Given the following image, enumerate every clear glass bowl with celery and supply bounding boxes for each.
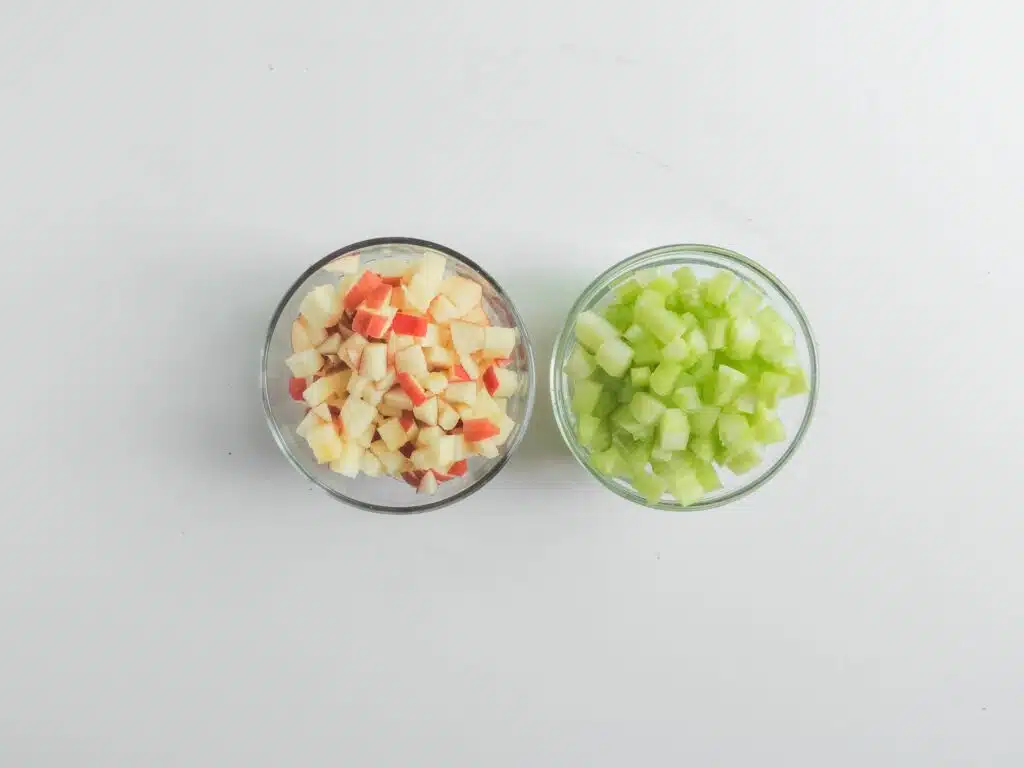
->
[550,244,818,510]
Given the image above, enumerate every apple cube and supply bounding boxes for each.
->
[296,410,325,439]
[423,372,448,394]
[417,471,439,495]
[461,305,490,326]
[459,355,480,380]
[425,346,455,369]
[450,321,485,360]
[471,389,502,421]
[463,418,501,442]
[377,418,409,452]
[482,365,500,396]
[440,276,483,315]
[391,312,428,337]
[409,449,431,471]
[329,440,364,477]
[367,257,409,281]
[448,364,472,382]
[377,402,402,419]
[361,284,392,310]
[339,334,368,369]
[492,368,518,397]
[378,450,407,475]
[395,345,429,378]
[396,372,427,406]
[419,252,447,284]
[421,324,442,348]
[374,369,397,392]
[342,270,385,311]
[359,343,388,381]
[428,294,459,324]
[413,396,439,427]
[303,373,345,406]
[383,387,415,410]
[404,274,436,313]
[473,438,499,458]
[285,348,324,378]
[291,319,314,352]
[390,285,409,310]
[482,327,516,358]
[493,414,517,446]
[417,425,443,447]
[316,334,342,354]
[444,381,477,406]
[311,403,332,421]
[306,423,344,463]
[362,386,384,406]
[353,422,376,448]
[346,373,372,399]
[353,307,395,339]
[360,452,384,477]
[438,402,460,431]
[447,459,468,476]
[340,397,376,437]
[300,284,343,329]
[324,253,360,274]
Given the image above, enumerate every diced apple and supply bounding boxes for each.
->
[459,355,480,380]
[285,348,324,378]
[359,343,388,381]
[419,252,447,284]
[409,449,431,471]
[360,452,384,477]
[296,410,325,439]
[417,471,439,495]
[493,368,518,397]
[421,323,442,348]
[377,417,409,452]
[425,346,455,369]
[361,284,392,310]
[463,418,501,442]
[448,459,468,476]
[378,451,407,475]
[291,319,313,352]
[482,327,516,358]
[428,294,459,324]
[395,346,429,378]
[396,372,427,406]
[352,307,395,339]
[399,412,416,433]
[329,441,364,477]
[444,381,477,406]
[448,364,472,382]
[369,439,390,458]
[438,401,460,431]
[374,369,396,392]
[473,438,499,458]
[417,425,443,447]
[413,396,439,427]
[367,257,409,281]
[340,397,376,437]
[391,312,428,337]
[404,274,436,313]
[461,304,490,326]
[300,284,343,329]
[454,402,475,421]
[342,270,385,311]
[390,284,409,310]
[451,434,470,461]
[471,389,502,421]
[303,373,346,406]
[377,402,402,419]
[353,423,376,448]
[346,373,372,399]
[306,423,344,463]
[450,321,485,360]
[440,276,483,315]
[324,253,360,274]
[493,397,508,414]
[493,414,517,446]
[482,365,500,396]
[362,386,384,406]
[383,387,415,410]
[403,469,426,486]
[423,372,448,394]
[311,403,332,421]
[316,334,342,354]
[339,334,368,369]
[289,377,308,401]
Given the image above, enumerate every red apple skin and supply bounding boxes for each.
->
[399,412,416,432]
[343,271,384,310]
[448,459,468,476]
[392,312,428,337]
[482,365,500,396]
[363,284,392,310]
[402,470,424,486]
[463,418,500,442]
[381,275,404,287]
[397,372,428,406]
[449,365,472,382]
[289,377,307,401]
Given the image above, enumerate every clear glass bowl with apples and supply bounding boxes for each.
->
[550,244,818,511]
[262,237,536,513]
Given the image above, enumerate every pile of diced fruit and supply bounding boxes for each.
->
[285,250,520,495]
[566,266,808,506]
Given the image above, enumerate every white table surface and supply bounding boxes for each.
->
[2,2,1022,765]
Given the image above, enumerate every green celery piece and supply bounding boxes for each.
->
[752,405,785,444]
[705,317,729,350]
[726,386,758,415]
[711,365,749,406]
[565,347,596,380]
[689,352,717,382]
[657,408,690,451]
[669,473,705,506]
[614,278,644,305]
[725,282,763,317]
[575,310,620,352]
[593,390,618,419]
[602,303,634,332]
[632,470,668,503]
[617,382,636,404]
[596,338,634,377]
[577,414,600,446]
[756,305,795,346]
[593,369,623,393]
[783,366,809,396]
[664,293,684,313]
[592,446,626,476]
[686,327,709,359]
[647,274,677,296]
[650,361,683,397]
[677,286,704,311]
[590,423,612,452]
[689,434,714,462]
[703,271,735,306]
[629,391,667,426]
[673,266,699,292]
[624,439,654,473]
[672,385,701,411]
[630,366,652,388]
[717,412,753,448]
[727,315,761,360]
[726,447,762,475]
[623,323,650,345]
[758,371,789,408]
[693,459,722,491]
[679,312,699,331]
[634,289,665,316]
[650,446,674,463]
[661,336,690,362]
[643,307,687,344]
[756,339,794,366]
[632,339,663,367]
[611,406,644,437]
[691,405,720,437]
[572,379,603,415]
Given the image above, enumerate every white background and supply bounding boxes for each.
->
[2,1,1022,765]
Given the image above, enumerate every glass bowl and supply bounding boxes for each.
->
[262,237,536,513]
[550,244,818,511]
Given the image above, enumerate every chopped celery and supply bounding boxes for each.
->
[686,327,709,359]
[679,312,699,331]
[657,408,690,451]
[650,361,683,397]
[711,365,748,406]
[725,282,762,317]
[611,406,645,437]
[647,274,677,296]
[727,315,761,360]
[630,366,652,388]
[691,405,720,437]
[650,445,674,463]
[705,317,729,350]
[632,339,663,367]
[617,382,636,404]
[694,459,722,491]
[614,278,644,305]
[752,406,785,444]
[756,305,795,346]
[727,387,758,415]
[592,446,626,476]
[726,447,762,475]
[633,470,668,503]
[689,352,717,382]
[590,424,612,452]
[757,371,789,408]
[577,414,600,445]
[704,271,735,306]
[672,266,699,292]
[689,434,714,462]
[572,380,603,415]
[634,289,665,317]
[593,390,618,419]
[629,391,667,426]
[783,366,809,396]
[623,440,653,472]
[661,337,690,362]
[672,385,701,411]
[643,307,687,344]
[623,323,650,345]
[575,310,620,352]
[596,338,634,377]
[565,347,596,380]
[756,339,793,366]
[669,473,705,506]
[717,412,753,448]
[603,304,633,331]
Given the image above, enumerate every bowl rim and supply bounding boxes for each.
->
[549,243,819,511]
[262,236,537,514]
